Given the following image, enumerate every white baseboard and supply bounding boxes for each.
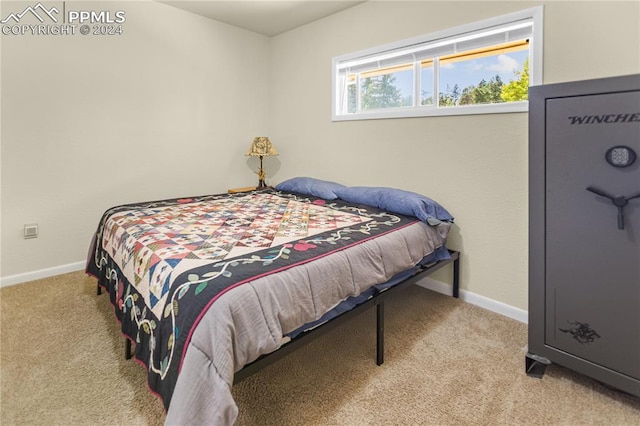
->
[0,261,86,288]
[416,277,528,324]
[0,262,529,324]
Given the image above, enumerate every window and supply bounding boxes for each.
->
[332,7,543,121]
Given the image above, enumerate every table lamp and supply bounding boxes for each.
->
[246,136,278,188]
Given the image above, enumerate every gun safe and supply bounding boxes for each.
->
[527,74,640,398]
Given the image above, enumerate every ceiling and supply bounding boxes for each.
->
[158,1,365,37]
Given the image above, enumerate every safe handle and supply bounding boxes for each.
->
[586,186,614,200]
[586,186,640,230]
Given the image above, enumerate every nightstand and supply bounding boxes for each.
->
[227,186,257,194]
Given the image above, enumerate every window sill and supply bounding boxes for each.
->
[332,101,528,121]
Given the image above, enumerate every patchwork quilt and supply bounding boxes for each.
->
[86,189,426,411]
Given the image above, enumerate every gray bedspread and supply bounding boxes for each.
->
[165,220,450,425]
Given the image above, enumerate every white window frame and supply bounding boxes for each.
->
[332,6,543,121]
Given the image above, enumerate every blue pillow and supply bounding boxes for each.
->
[333,186,454,223]
[275,177,346,200]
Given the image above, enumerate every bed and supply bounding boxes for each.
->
[86,177,457,425]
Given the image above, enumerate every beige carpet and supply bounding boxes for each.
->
[1,271,638,425]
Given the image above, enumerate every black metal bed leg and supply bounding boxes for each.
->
[97,283,102,296]
[125,339,133,360]
[376,300,384,366]
[453,252,460,298]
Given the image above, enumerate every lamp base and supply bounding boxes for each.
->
[255,155,267,188]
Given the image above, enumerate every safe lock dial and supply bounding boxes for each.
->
[586,186,640,230]
[605,146,636,168]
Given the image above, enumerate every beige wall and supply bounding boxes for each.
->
[0,1,270,277]
[267,1,640,310]
[1,1,639,312]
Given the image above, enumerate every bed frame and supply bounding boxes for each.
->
[233,250,459,383]
[109,250,459,384]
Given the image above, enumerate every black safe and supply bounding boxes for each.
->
[527,74,640,398]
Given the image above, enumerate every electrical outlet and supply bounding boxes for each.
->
[24,224,38,239]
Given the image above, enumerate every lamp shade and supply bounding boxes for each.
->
[246,136,278,157]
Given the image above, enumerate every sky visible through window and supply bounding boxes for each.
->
[392,50,529,102]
